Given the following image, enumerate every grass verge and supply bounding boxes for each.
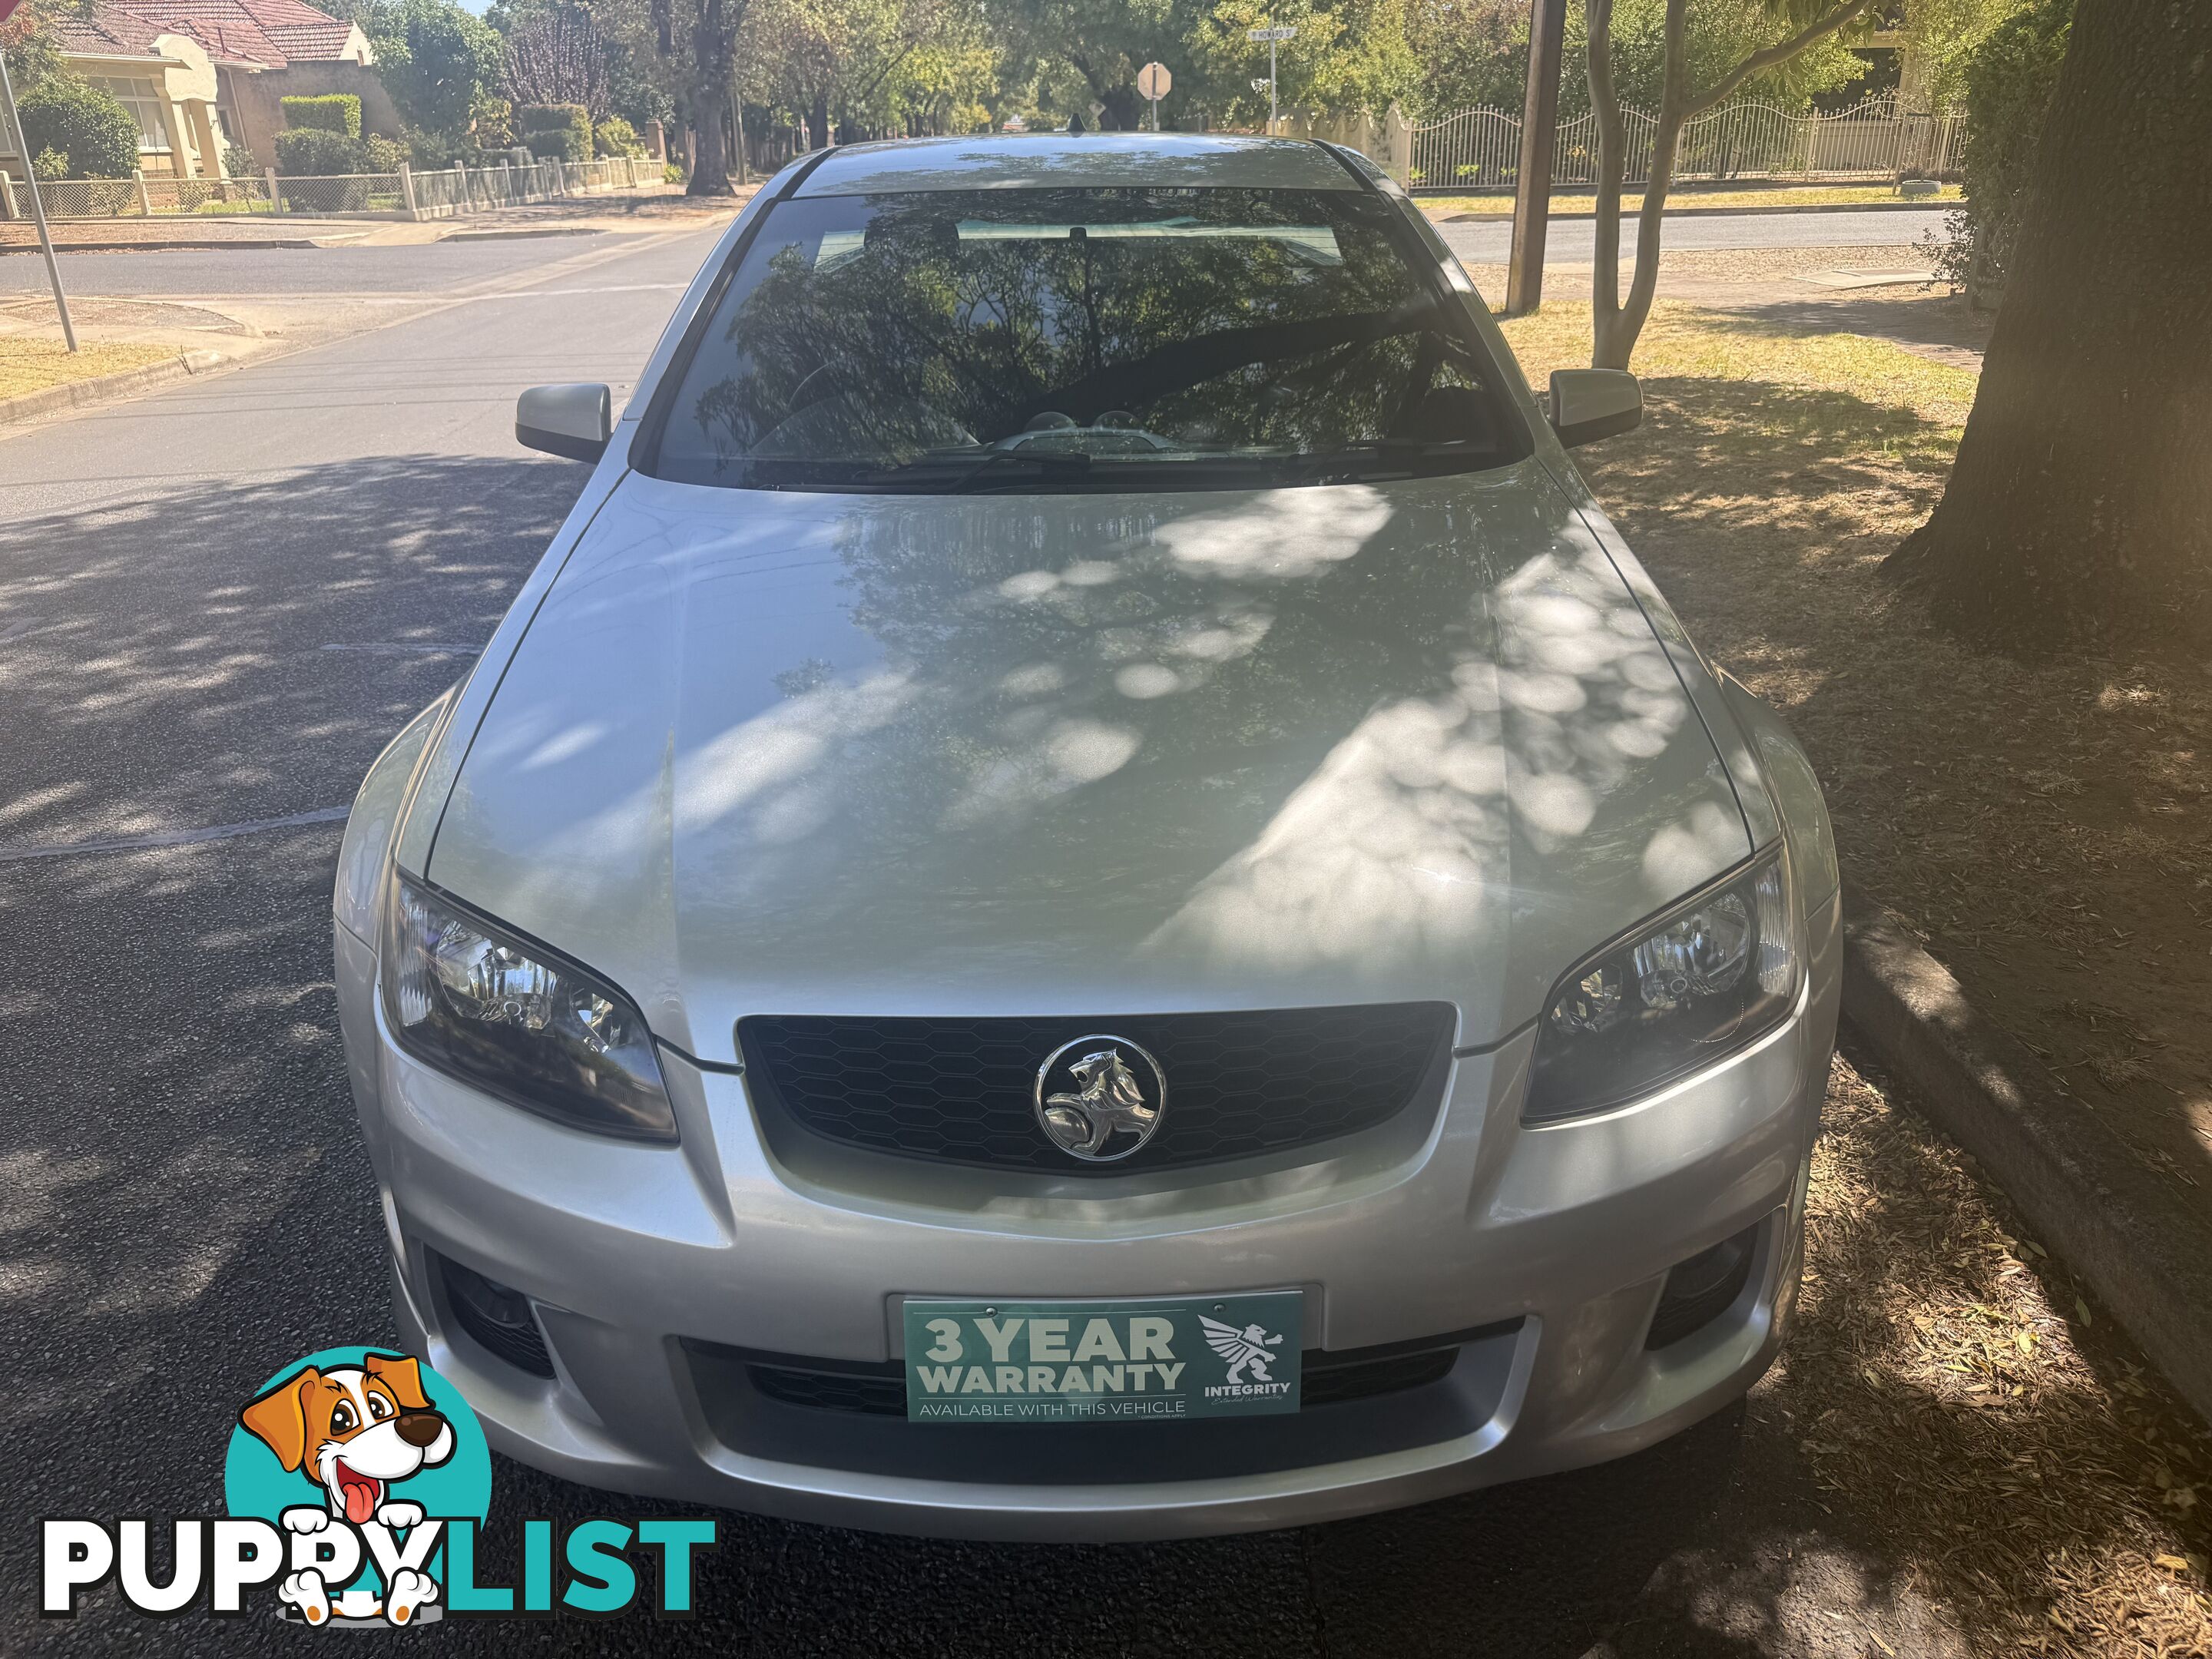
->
[1495,296,2212,1654]
[1422,184,1962,216]
[0,337,176,402]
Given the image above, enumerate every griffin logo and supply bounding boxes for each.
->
[1200,1316,1284,1384]
[1033,1035,1166,1162]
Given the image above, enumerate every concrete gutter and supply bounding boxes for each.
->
[0,235,368,253]
[1841,888,2212,1423]
[0,349,229,426]
[1437,199,1955,222]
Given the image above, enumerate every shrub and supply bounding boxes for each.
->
[516,101,591,161]
[594,114,644,158]
[362,133,408,171]
[1929,0,2073,305]
[32,147,67,181]
[18,77,139,178]
[280,93,362,138]
[662,161,684,185]
[274,126,364,175]
[223,140,260,179]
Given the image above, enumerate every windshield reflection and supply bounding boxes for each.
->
[651,187,1526,492]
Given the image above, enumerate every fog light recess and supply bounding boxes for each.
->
[436,1253,556,1379]
[1644,1221,1760,1350]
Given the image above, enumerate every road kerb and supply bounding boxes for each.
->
[0,348,231,426]
[1841,887,2212,1424]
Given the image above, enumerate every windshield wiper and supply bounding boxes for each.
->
[922,447,1096,492]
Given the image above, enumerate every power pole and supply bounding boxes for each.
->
[1505,0,1567,318]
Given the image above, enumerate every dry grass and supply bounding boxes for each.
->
[1796,1055,2212,1655]
[1495,298,2212,1210]
[1483,296,2212,1650]
[1423,184,1962,216]
[0,337,174,401]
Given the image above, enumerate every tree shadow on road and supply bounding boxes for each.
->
[0,452,583,851]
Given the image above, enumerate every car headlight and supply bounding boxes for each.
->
[381,873,677,1143]
[1525,845,1799,1124]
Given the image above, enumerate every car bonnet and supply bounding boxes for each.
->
[422,459,1751,1065]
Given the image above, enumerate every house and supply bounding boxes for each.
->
[0,0,396,181]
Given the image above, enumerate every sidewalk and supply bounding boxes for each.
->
[0,181,746,254]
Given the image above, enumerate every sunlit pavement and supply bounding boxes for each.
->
[0,222,2015,1657]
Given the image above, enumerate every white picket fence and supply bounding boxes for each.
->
[14,154,657,222]
[1407,94,1965,194]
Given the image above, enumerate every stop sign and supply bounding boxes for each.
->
[1136,61,1172,101]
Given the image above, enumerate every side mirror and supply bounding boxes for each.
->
[517,382,612,462]
[1548,369,1642,448]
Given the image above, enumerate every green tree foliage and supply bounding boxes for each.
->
[281,92,365,137]
[1930,0,2070,300]
[594,112,647,153]
[1402,0,1863,120]
[1187,0,1417,125]
[1,12,70,94]
[343,0,506,134]
[982,0,1202,131]
[18,77,140,178]
[1896,0,2035,111]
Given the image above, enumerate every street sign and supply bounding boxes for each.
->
[1246,25,1296,134]
[1136,60,1171,131]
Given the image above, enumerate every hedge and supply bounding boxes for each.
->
[594,115,646,158]
[18,78,139,180]
[516,102,592,161]
[1934,0,2074,303]
[274,127,364,176]
[281,93,362,139]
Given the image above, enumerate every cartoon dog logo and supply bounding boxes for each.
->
[237,1352,455,1626]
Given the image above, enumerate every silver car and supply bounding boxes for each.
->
[333,134,1840,1541]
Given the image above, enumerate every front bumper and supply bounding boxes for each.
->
[334,894,1841,1541]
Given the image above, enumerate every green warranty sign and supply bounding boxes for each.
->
[902,1293,1306,1422]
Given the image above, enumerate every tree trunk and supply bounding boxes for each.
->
[683,0,738,197]
[1098,87,1140,132]
[1586,0,1874,367]
[1887,0,2212,654]
[686,91,733,195]
[808,91,830,149]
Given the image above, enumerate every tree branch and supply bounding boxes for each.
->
[1687,0,1877,115]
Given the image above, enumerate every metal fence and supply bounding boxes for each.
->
[1407,94,1965,194]
[12,153,656,222]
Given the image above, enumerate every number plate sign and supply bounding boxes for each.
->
[903,1293,1305,1422]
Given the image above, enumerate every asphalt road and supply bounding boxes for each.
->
[0,230,650,296]
[0,222,1959,1657]
[1438,206,1949,264]
[0,207,1950,301]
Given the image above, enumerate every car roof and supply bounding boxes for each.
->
[791,133,1363,197]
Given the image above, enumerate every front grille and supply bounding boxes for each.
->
[738,1003,1454,1174]
[435,1253,555,1379]
[685,1322,1525,1485]
[725,1330,1482,1419]
[750,1363,906,1416]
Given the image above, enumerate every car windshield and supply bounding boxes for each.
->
[644,185,1525,492]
